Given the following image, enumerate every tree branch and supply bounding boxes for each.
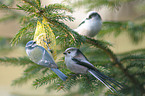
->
[85,37,145,93]
[86,37,145,94]
[13,1,144,93]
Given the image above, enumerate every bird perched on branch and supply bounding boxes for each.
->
[74,11,102,37]
[25,40,67,81]
[63,47,123,92]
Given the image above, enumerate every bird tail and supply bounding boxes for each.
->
[88,69,123,92]
[51,68,68,81]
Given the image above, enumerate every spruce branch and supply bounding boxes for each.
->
[30,3,144,92]
[12,64,47,86]
[41,14,84,47]
[45,3,73,13]
[10,22,34,46]
[117,48,145,56]
[22,0,40,10]
[12,72,36,86]
[1,0,144,95]
[0,57,34,66]
[33,74,59,88]
[99,21,145,44]
[85,37,145,93]
[120,55,145,62]
[0,2,22,10]
[0,2,8,8]
[42,15,75,39]
[0,14,19,22]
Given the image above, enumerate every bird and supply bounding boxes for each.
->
[63,47,123,92]
[25,40,68,81]
[74,11,102,37]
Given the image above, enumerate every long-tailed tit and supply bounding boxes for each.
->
[74,11,102,37]
[63,47,123,92]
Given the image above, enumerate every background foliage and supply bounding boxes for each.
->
[0,0,145,96]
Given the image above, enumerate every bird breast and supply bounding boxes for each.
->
[77,19,102,37]
[28,47,43,63]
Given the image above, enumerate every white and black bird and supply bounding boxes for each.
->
[74,11,102,37]
[63,47,123,92]
[25,40,68,81]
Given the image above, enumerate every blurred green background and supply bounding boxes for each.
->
[0,0,145,96]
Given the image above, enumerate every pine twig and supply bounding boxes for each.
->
[42,14,76,41]
[38,5,142,90]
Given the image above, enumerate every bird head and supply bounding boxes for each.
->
[25,40,37,49]
[86,11,101,20]
[63,47,78,57]
[63,47,88,60]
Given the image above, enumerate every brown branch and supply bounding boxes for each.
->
[42,11,143,91]
[86,38,145,94]
[86,37,145,93]
[121,59,145,63]
[13,1,144,93]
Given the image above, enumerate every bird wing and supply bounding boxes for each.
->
[72,57,98,71]
[72,57,124,91]
[78,17,90,27]
[75,49,89,61]
[36,46,58,68]
[78,20,85,27]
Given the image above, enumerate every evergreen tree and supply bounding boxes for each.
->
[0,0,145,96]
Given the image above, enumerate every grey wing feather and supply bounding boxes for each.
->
[88,70,117,92]
[37,46,58,68]
[93,69,124,89]
[72,57,124,92]
[72,57,98,71]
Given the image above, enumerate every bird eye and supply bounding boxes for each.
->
[33,41,36,44]
[68,51,71,54]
